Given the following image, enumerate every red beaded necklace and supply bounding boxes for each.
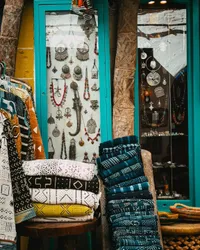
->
[50,79,67,107]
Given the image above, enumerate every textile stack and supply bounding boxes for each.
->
[96,136,163,250]
[0,72,46,249]
[22,159,101,222]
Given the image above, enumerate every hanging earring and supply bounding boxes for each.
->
[83,152,90,163]
[48,114,55,124]
[91,59,98,79]
[61,64,71,79]
[73,66,83,81]
[76,42,89,61]
[55,44,68,61]
[52,124,61,137]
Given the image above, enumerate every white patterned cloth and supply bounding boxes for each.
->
[30,188,101,210]
[31,213,94,222]
[0,118,16,245]
[23,159,95,181]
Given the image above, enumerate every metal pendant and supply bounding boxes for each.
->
[90,100,99,111]
[52,125,61,137]
[64,107,71,118]
[79,138,85,147]
[56,107,63,120]
[83,152,90,163]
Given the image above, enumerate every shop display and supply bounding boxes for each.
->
[138,8,189,200]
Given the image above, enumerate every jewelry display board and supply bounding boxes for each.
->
[46,11,100,163]
[137,8,189,200]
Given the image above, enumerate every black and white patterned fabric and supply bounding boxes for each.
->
[27,175,99,194]
[29,188,101,209]
[23,159,95,181]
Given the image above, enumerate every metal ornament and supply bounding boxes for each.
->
[146,72,161,86]
[56,107,63,120]
[73,66,83,81]
[52,124,61,137]
[86,117,97,134]
[55,44,68,61]
[158,99,161,108]
[69,81,82,136]
[46,47,52,69]
[150,59,157,69]
[48,114,55,124]
[141,62,146,69]
[84,109,88,114]
[48,137,55,159]
[76,42,89,61]
[152,111,159,124]
[79,138,85,146]
[91,83,100,91]
[83,67,90,101]
[84,128,100,144]
[141,51,147,59]
[61,64,71,80]
[66,120,73,128]
[162,78,167,85]
[83,152,90,163]
[91,59,98,79]
[91,153,97,164]
[69,138,76,160]
[60,130,67,159]
[69,56,74,65]
[149,102,154,111]
[154,86,165,98]
[52,66,58,74]
[90,100,99,110]
[64,107,72,118]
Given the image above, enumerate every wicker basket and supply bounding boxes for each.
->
[163,235,200,250]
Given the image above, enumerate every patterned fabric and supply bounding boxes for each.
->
[109,206,155,215]
[115,237,161,247]
[31,214,94,222]
[99,135,138,155]
[3,119,36,223]
[100,156,141,178]
[97,148,141,170]
[107,182,149,194]
[112,228,159,237]
[27,175,99,194]
[30,188,101,209]
[107,199,154,211]
[104,163,144,186]
[4,91,34,160]
[23,159,95,181]
[11,87,45,159]
[107,190,153,202]
[106,176,148,190]
[0,242,16,250]
[116,246,162,250]
[33,203,93,217]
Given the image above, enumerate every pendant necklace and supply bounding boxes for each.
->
[84,127,100,144]
[52,124,61,137]
[48,114,55,124]
[83,67,90,100]
[94,32,99,55]
[60,130,67,159]
[50,79,67,107]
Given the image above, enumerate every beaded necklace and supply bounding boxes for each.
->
[50,79,67,107]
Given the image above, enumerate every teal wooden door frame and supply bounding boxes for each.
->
[134,0,200,210]
[34,0,112,156]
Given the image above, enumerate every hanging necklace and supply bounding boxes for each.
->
[50,79,67,107]
[52,124,61,137]
[142,94,168,128]
[83,67,90,100]
[46,47,52,69]
[172,68,186,125]
[60,130,67,159]
[84,127,100,144]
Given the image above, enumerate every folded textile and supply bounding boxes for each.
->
[31,213,94,222]
[99,135,138,155]
[109,206,154,215]
[23,159,95,181]
[107,199,154,210]
[104,163,144,186]
[107,182,149,194]
[112,228,159,237]
[111,215,158,228]
[107,190,153,201]
[116,246,162,250]
[100,156,141,178]
[115,237,161,247]
[0,242,16,250]
[106,176,148,190]
[97,148,141,170]
[33,203,93,217]
[30,188,101,209]
[109,212,155,223]
[27,175,99,194]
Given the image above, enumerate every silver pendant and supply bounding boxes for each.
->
[56,107,63,120]
[150,59,156,69]
[149,102,154,111]
[162,78,167,85]
[52,125,61,137]
[141,51,147,60]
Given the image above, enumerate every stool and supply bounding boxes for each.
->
[161,222,200,249]
[16,217,101,250]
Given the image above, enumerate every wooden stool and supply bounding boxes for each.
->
[16,217,101,250]
[161,222,200,249]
